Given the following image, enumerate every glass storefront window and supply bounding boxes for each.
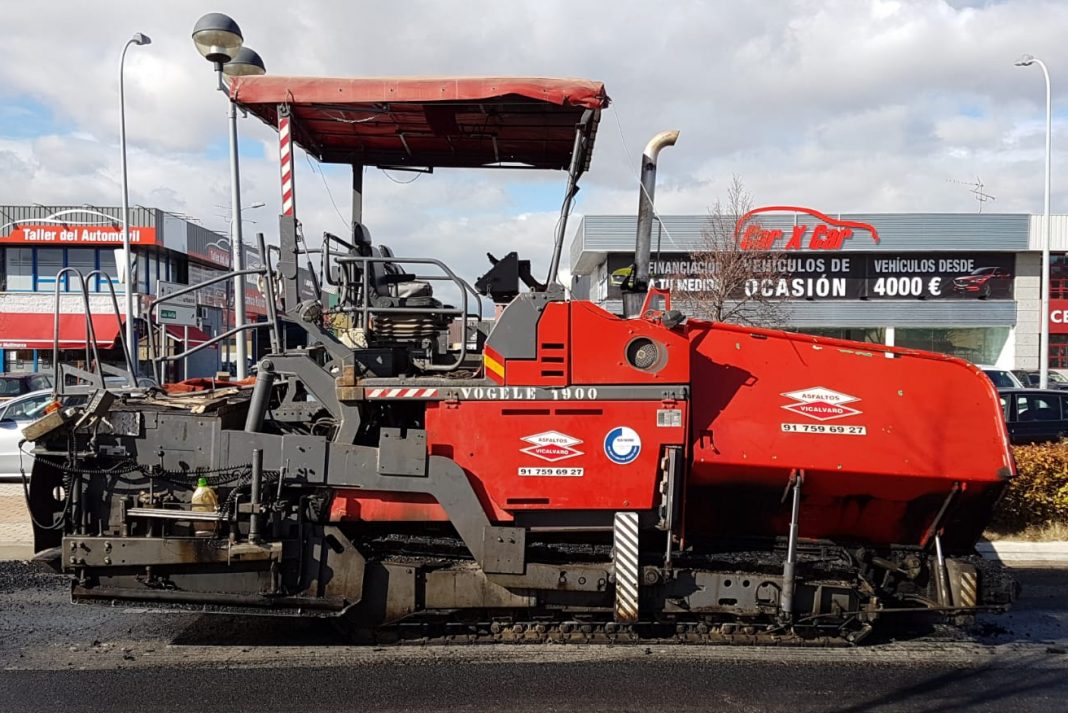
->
[4,350,34,372]
[896,327,1009,365]
[65,249,97,291]
[4,248,33,291]
[1050,335,1068,369]
[1051,255,1068,299]
[35,248,64,290]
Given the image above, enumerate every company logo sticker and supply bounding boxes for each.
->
[520,431,583,462]
[604,426,642,464]
[781,386,861,422]
[735,206,880,251]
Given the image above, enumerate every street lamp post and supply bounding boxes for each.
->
[230,201,266,235]
[192,14,266,379]
[1016,54,1053,389]
[119,32,151,374]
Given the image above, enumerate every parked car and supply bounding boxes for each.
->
[102,375,159,389]
[0,389,83,480]
[997,388,1068,444]
[1012,370,1068,390]
[980,366,1024,389]
[0,373,54,402]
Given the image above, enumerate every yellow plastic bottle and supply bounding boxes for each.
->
[191,477,219,537]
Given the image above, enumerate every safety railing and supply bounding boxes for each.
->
[287,235,484,371]
[332,254,479,372]
[311,232,484,327]
[50,268,137,397]
[145,234,279,384]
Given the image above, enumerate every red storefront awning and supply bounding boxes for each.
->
[0,313,122,350]
[164,325,213,347]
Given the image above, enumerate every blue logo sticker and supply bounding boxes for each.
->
[604,426,642,465]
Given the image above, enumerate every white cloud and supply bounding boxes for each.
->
[0,0,1067,283]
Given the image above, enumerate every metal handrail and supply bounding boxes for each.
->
[152,236,283,368]
[145,266,270,383]
[50,266,104,392]
[419,274,484,338]
[46,266,137,394]
[84,271,138,388]
[153,322,264,365]
[317,233,356,290]
[256,234,282,355]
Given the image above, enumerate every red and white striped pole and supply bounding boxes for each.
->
[278,105,295,217]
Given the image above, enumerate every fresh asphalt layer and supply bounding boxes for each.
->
[0,562,1065,712]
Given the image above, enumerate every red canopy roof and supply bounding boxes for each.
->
[229,76,608,169]
[0,313,121,350]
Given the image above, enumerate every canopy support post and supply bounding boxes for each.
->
[545,109,594,291]
[278,104,296,219]
[352,164,364,226]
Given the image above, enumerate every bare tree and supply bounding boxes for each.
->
[663,176,789,327]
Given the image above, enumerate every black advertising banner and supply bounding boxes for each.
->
[605,252,1015,301]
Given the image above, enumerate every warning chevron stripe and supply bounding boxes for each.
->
[365,387,439,399]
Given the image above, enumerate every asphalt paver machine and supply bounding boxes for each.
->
[26,75,1016,644]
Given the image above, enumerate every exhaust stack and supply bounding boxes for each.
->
[622,130,679,318]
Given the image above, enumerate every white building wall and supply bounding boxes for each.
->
[0,292,125,315]
[1013,252,1041,369]
[1027,214,1068,250]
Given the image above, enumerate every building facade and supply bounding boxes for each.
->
[0,205,271,378]
[570,211,1068,370]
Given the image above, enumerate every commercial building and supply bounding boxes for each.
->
[0,205,271,378]
[569,210,1068,370]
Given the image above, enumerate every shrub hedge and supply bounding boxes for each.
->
[991,442,1068,531]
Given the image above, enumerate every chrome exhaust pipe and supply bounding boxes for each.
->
[622,130,679,317]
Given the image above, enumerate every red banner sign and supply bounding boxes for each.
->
[0,224,158,245]
[1050,299,1068,334]
[735,206,880,251]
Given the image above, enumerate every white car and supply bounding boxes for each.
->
[979,366,1024,389]
[0,389,79,481]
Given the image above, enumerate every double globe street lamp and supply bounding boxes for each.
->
[192,13,266,379]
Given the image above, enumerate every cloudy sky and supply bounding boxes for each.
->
[1,0,1066,284]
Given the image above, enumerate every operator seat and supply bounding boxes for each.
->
[371,245,433,299]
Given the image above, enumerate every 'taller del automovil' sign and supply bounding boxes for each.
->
[735,206,880,251]
[0,224,158,245]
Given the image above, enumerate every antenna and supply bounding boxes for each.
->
[947,176,996,213]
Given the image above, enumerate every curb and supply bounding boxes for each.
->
[976,540,1068,563]
[0,544,33,560]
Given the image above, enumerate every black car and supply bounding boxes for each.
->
[997,388,1068,444]
[0,372,53,402]
[1012,370,1068,390]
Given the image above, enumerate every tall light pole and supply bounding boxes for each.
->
[119,32,151,374]
[192,14,266,379]
[1016,54,1053,389]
